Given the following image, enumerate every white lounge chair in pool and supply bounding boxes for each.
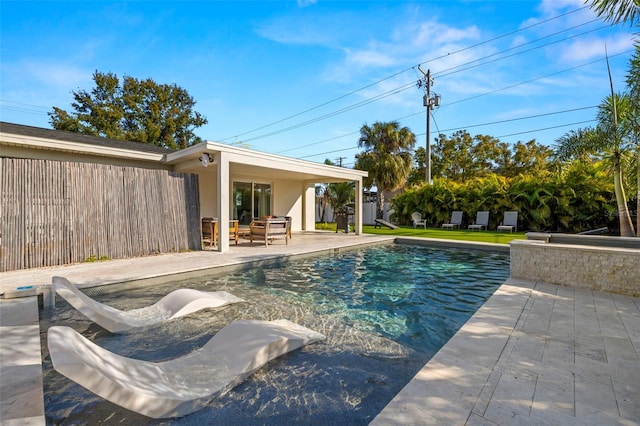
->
[468,211,489,231]
[441,211,463,229]
[47,319,325,419]
[52,276,244,333]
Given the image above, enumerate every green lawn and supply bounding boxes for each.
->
[362,225,526,244]
[315,222,526,244]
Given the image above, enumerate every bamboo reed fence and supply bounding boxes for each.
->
[0,158,200,272]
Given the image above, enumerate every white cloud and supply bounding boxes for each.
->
[297,0,317,7]
[345,48,396,68]
[559,33,635,62]
[4,60,89,90]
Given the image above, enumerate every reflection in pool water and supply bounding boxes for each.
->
[41,243,509,425]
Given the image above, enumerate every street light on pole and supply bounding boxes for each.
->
[417,66,440,185]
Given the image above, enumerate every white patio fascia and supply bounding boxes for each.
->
[165,141,368,252]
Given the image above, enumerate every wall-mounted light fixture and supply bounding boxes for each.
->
[199,153,214,167]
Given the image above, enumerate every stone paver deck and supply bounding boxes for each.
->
[372,277,640,425]
[1,233,638,425]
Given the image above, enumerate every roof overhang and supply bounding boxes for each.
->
[0,131,165,162]
[1,122,367,183]
[166,141,367,182]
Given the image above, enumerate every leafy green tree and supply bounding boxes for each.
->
[355,121,415,219]
[511,140,554,177]
[49,71,207,149]
[432,130,475,181]
[431,131,553,180]
[407,146,426,186]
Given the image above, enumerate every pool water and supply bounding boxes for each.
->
[40,243,509,425]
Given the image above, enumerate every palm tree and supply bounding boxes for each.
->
[624,45,640,235]
[355,121,415,219]
[554,96,636,236]
[589,0,639,26]
[598,92,637,236]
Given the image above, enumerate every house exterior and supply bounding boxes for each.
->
[0,122,367,271]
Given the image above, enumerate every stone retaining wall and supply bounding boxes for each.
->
[510,240,640,297]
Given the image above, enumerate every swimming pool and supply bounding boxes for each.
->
[40,243,509,425]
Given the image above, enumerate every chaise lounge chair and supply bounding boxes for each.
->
[468,211,489,231]
[497,211,518,233]
[441,211,463,229]
[47,319,325,419]
[52,276,244,333]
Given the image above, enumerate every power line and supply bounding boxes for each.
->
[263,48,625,156]
[435,22,607,79]
[215,5,593,142]
[224,23,620,145]
[437,105,598,133]
[294,107,601,161]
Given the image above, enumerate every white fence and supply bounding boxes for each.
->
[316,201,392,225]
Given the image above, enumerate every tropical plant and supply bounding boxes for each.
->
[315,184,330,222]
[325,182,355,221]
[390,169,614,233]
[49,71,207,149]
[355,121,415,219]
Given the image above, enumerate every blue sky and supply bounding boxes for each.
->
[1,0,636,166]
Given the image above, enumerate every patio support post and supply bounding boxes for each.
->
[354,178,362,235]
[216,151,230,252]
[303,182,316,232]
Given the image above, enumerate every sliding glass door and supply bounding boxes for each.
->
[232,181,271,225]
[253,183,271,219]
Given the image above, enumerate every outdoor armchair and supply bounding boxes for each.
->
[411,212,427,229]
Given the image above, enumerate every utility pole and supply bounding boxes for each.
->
[335,156,346,167]
[417,66,440,184]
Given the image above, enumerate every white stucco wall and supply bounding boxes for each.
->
[273,179,303,232]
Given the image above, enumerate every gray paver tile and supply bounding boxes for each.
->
[465,412,500,425]
[531,370,575,417]
[506,333,545,366]
[575,334,607,363]
[541,338,575,366]
[611,369,640,421]
[575,372,619,419]
[0,364,45,421]
[603,336,639,362]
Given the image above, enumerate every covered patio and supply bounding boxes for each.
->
[166,140,368,252]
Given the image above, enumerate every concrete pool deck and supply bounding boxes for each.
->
[1,232,638,425]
